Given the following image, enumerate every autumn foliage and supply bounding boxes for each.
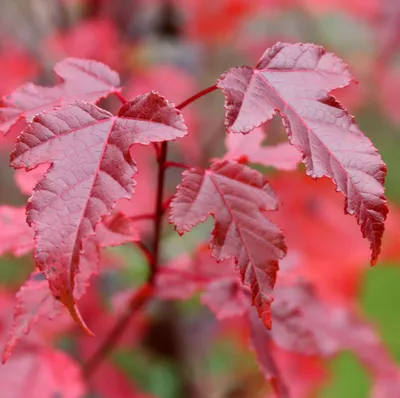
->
[0,1,400,397]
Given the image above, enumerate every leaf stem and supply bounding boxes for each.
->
[175,84,218,110]
[128,213,155,222]
[114,91,128,105]
[82,284,153,377]
[164,161,190,170]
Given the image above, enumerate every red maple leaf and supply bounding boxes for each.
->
[0,58,120,136]
[10,93,187,332]
[169,160,286,329]
[217,42,387,265]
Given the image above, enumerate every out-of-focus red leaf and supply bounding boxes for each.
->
[0,45,38,97]
[157,244,251,318]
[249,309,290,398]
[170,160,286,328]
[95,212,140,248]
[46,19,123,68]
[267,172,371,301]
[301,0,378,19]
[2,272,62,363]
[10,94,187,331]
[217,42,387,265]
[223,127,300,170]
[14,164,49,196]
[270,277,400,395]
[0,206,33,257]
[0,58,121,136]
[0,348,85,398]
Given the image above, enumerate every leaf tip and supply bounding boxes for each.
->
[59,293,94,336]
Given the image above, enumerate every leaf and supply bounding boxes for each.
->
[267,172,370,301]
[223,127,301,170]
[11,93,187,332]
[0,206,33,257]
[2,272,62,363]
[95,212,140,248]
[201,278,250,319]
[0,348,85,398]
[0,58,121,136]
[270,278,400,395]
[217,42,388,265]
[249,309,290,398]
[169,160,286,328]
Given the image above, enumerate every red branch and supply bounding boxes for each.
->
[82,84,218,377]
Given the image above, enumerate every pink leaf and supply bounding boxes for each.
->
[10,93,187,332]
[223,127,301,170]
[0,206,33,257]
[2,272,62,363]
[0,348,85,398]
[217,42,387,265]
[95,212,140,248]
[169,160,286,329]
[0,58,121,135]
[201,278,250,319]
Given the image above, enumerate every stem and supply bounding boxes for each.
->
[150,142,168,282]
[164,161,190,170]
[128,213,155,222]
[82,83,217,377]
[175,84,218,110]
[83,284,153,377]
[114,91,128,105]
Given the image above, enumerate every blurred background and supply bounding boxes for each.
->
[0,0,400,397]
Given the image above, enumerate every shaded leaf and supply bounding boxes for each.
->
[217,42,387,264]
[0,348,85,398]
[223,127,300,170]
[11,93,187,331]
[2,272,62,363]
[0,58,120,135]
[169,160,286,328]
[0,207,33,257]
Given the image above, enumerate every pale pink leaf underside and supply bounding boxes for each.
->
[0,57,120,135]
[217,42,387,264]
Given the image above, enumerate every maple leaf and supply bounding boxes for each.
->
[217,42,388,265]
[169,160,286,328]
[2,272,62,363]
[223,127,301,170]
[10,93,187,332]
[0,348,85,398]
[0,58,121,136]
[0,206,33,257]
